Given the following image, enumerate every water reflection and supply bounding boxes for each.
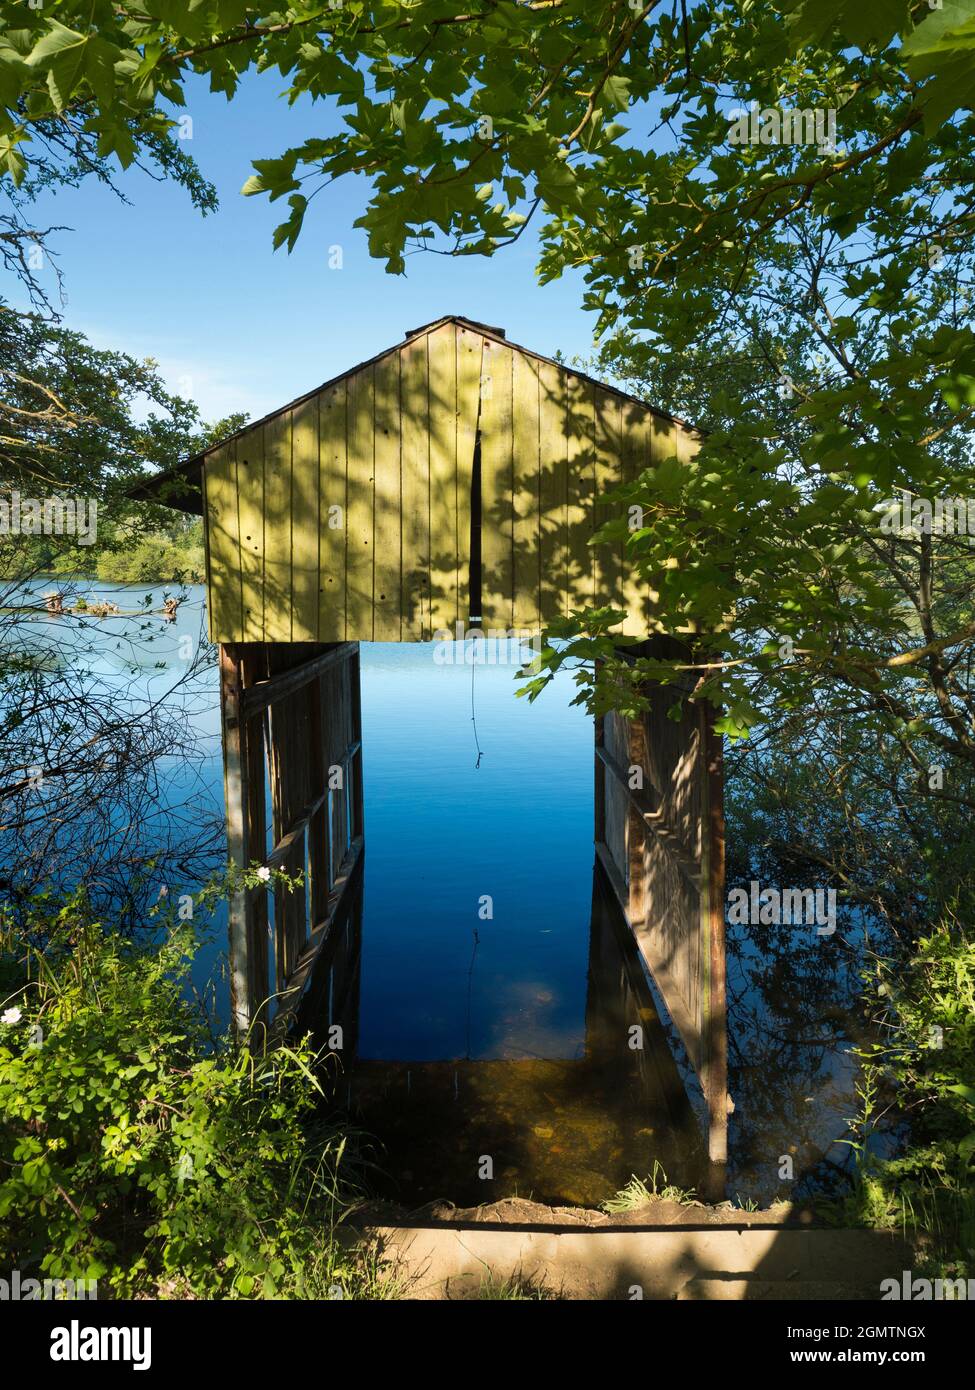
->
[301,859,873,1210]
[2,593,875,1209]
[303,868,706,1209]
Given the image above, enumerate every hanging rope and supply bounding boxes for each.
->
[470,639,484,768]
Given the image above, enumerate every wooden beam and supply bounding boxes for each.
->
[595,742,701,892]
[249,739,362,882]
[626,714,647,929]
[243,700,270,1036]
[349,646,365,839]
[594,846,707,1096]
[595,839,628,918]
[241,642,358,716]
[703,708,729,1169]
[268,835,364,1042]
[594,709,606,847]
[219,644,253,1036]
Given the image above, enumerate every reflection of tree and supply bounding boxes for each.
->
[723,782,884,1199]
[0,141,237,931]
[0,594,224,926]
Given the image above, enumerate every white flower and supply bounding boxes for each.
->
[158,884,169,897]
[255,866,271,883]
[1,1007,22,1026]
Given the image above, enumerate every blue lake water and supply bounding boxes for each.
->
[356,641,594,1064]
[3,579,872,1208]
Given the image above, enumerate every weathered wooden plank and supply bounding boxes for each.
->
[565,372,596,612]
[291,396,320,641]
[373,350,402,641]
[263,410,293,642]
[240,641,358,716]
[349,645,364,839]
[199,327,701,643]
[594,642,727,1144]
[401,335,431,639]
[702,706,728,1166]
[203,442,243,643]
[244,701,271,1028]
[594,708,606,848]
[479,337,514,630]
[318,380,347,642]
[620,401,653,638]
[345,364,375,639]
[267,694,287,995]
[267,835,364,1044]
[602,709,630,890]
[220,645,253,1034]
[428,322,459,634]
[650,410,681,467]
[278,697,305,990]
[538,359,568,621]
[455,326,483,627]
[255,737,361,879]
[288,687,311,975]
[512,348,541,631]
[593,387,624,628]
[626,714,647,928]
[595,839,628,920]
[329,662,350,881]
[315,662,335,886]
[236,425,265,642]
[596,735,701,888]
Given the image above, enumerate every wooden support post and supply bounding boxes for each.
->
[593,639,728,1191]
[625,713,647,929]
[220,645,255,1037]
[594,706,606,848]
[222,641,365,1046]
[244,699,270,1036]
[220,644,272,1043]
[702,706,728,1172]
[349,644,365,839]
[308,673,330,935]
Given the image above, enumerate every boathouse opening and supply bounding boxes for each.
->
[134,315,729,1171]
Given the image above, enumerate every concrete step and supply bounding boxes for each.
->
[364,1222,912,1300]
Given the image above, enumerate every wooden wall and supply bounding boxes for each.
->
[220,640,364,1039]
[202,319,699,644]
[594,642,727,1166]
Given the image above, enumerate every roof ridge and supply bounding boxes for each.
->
[128,317,703,506]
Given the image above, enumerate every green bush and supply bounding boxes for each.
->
[846,919,975,1274]
[94,526,205,584]
[0,893,369,1298]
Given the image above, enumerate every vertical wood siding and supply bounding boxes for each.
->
[203,320,699,644]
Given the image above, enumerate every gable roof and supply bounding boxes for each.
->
[127,315,700,513]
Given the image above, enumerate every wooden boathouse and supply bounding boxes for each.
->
[135,314,729,1166]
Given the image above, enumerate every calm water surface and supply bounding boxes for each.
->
[6,581,871,1207]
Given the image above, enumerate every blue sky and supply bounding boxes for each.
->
[20,70,599,425]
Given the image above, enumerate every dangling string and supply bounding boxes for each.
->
[471,639,484,768]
